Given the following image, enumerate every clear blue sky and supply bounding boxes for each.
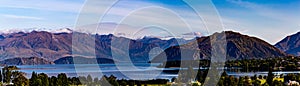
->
[0,0,299,44]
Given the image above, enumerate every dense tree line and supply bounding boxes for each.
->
[162,56,300,86]
[29,72,77,86]
[226,56,300,72]
[0,66,169,86]
[0,66,81,86]
[0,66,299,86]
[160,56,300,72]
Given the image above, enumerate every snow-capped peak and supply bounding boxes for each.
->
[0,27,48,34]
[182,32,203,37]
[0,28,73,34]
[52,28,73,33]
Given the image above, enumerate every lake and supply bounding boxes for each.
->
[16,63,178,80]
[15,63,300,80]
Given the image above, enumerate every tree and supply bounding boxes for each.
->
[38,73,49,86]
[273,80,284,86]
[30,71,39,86]
[12,74,29,86]
[286,64,297,70]
[94,77,99,85]
[171,77,176,82]
[221,71,228,77]
[119,79,127,86]
[238,77,245,86]
[12,71,27,85]
[57,73,69,86]
[12,71,22,79]
[226,76,237,86]
[99,75,111,86]
[85,74,93,86]
[252,80,261,86]
[87,74,93,83]
[67,77,81,85]
[2,67,12,83]
[108,75,119,86]
[267,67,274,86]
[36,79,43,86]
[79,76,87,85]
[244,76,252,86]
[0,70,2,82]
[49,76,57,86]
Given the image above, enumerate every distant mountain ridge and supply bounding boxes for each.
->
[0,30,289,65]
[54,56,115,64]
[275,32,300,56]
[0,28,73,34]
[0,57,54,65]
[0,30,183,65]
[151,31,286,63]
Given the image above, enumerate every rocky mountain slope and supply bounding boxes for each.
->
[0,30,289,65]
[275,32,300,56]
[0,57,54,65]
[54,56,115,64]
[0,30,182,64]
[151,31,286,63]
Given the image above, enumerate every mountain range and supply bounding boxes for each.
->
[275,32,300,56]
[0,30,299,65]
[151,31,286,63]
[0,30,184,65]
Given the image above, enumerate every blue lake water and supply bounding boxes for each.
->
[16,63,178,80]
[15,63,300,80]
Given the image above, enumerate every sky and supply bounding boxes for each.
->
[0,0,300,44]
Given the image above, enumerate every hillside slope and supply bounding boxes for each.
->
[275,32,300,56]
[152,31,286,62]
